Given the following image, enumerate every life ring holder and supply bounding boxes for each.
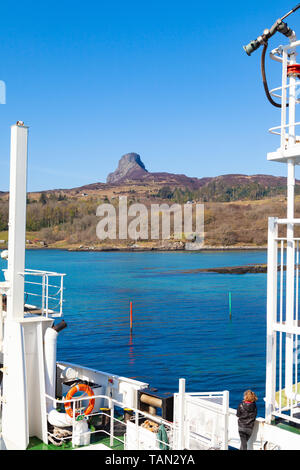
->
[64,382,95,418]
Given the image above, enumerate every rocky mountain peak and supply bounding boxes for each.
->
[106,153,148,184]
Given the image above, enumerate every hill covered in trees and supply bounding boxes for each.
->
[0,156,298,250]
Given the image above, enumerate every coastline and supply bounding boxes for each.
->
[65,246,267,252]
[20,245,267,252]
[0,243,268,252]
[17,246,269,274]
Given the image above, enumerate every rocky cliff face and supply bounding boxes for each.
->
[99,151,300,193]
[106,153,148,183]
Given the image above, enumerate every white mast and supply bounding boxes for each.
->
[1,122,30,450]
[6,122,28,320]
[285,39,297,401]
[265,32,300,425]
[244,5,300,426]
[0,122,66,450]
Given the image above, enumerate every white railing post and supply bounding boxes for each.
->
[135,409,139,450]
[280,49,288,149]
[222,390,229,450]
[72,401,76,447]
[46,274,49,317]
[109,398,114,448]
[265,217,278,424]
[177,378,186,450]
[60,276,64,316]
[0,294,3,351]
[42,274,45,316]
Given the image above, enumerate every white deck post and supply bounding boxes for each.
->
[285,42,297,400]
[177,378,186,450]
[6,122,29,320]
[265,217,278,424]
[222,390,229,450]
[1,123,29,450]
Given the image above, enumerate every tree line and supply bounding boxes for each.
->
[156,181,298,203]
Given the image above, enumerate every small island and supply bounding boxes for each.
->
[178,264,282,274]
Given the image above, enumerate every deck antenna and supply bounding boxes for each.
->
[244,5,300,426]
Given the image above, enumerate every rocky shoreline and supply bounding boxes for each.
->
[11,244,267,252]
[66,246,267,253]
[179,264,269,274]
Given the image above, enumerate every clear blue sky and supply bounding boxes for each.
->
[0,0,300,191]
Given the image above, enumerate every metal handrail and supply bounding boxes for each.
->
[269,121,300,136]
[45,391,176,450]
[20,269,65,317]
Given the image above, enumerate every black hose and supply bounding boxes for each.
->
[261,42,288,108]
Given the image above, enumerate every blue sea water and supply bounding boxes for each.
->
[1,249,268,416]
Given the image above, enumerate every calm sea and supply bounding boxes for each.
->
[1,249,268,416]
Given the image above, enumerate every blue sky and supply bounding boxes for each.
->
[0,0,300,191]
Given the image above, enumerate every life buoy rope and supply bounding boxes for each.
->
[64,383,95,418]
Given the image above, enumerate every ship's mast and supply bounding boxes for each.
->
[0,123,61,449]
[6,122,28,321]
[244,5,300,426]
[265,35,300,424]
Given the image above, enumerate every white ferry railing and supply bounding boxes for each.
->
[266,217,300,426]
[44,392,176,450]
[174,390,229,450]
[20,269,65,318]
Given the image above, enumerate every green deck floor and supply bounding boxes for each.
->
[274,421,300,435]
[28,432,124,450]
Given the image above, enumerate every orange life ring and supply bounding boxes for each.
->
[64,383,95,418]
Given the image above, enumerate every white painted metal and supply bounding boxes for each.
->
[176,378,185,450]
[23,319,51,443]
[6,123,28,320]
[265,218,300,423]
[1,124,30,450]
[264,31,300,428]
[0,123,66,450]
[0,295,3,352]
[1,320,28,449]
[44,327,58,413]
[285,42,297,400]
[22,269,65,318]
[57,361,149,410]
[265,218,278,423]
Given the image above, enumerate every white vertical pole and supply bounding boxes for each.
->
[6,123,29,321]
[1,123,29,450]
[281,49,288,149]
[109,398,114,448]
[135,409,139,449]
[0,294,3,351]
[222,390,229,450]
[265,217,278,424]
[177,378,186,450]
[285,44,297,400]
[60,276,64,316]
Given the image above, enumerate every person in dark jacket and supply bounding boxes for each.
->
[236,390,258,450]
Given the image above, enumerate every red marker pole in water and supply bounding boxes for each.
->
[130,301,133,332]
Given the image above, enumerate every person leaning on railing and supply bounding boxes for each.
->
[236,390,258,450]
